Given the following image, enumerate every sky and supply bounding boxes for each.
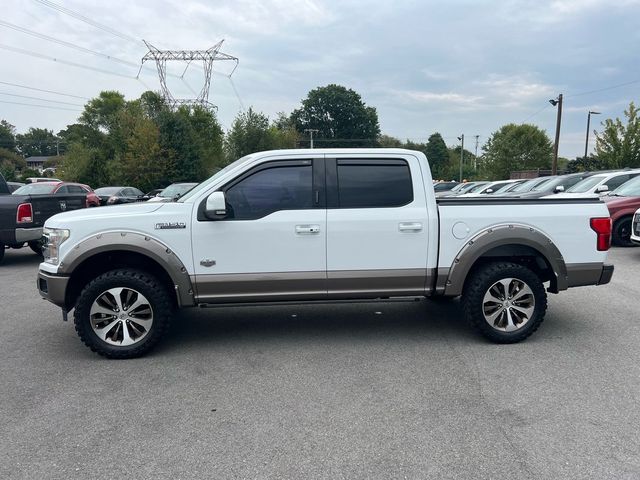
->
[1,0,639,158]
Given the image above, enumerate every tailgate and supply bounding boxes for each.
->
[29,194,87,227]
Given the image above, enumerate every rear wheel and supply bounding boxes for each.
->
[612,217,634,247]
[74,269,173,358]
[462,262,547,343]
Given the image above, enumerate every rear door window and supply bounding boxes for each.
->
[336,160,413,208]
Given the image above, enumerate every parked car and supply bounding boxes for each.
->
[145,188,163,198]
[491,180,529,195]
[458,179,523,197]
[37,148,613,358]
[147,182,198,203]
[12,182,100,208]
[439,181,489,197]
[433,181,458,194]
[7,182,25,193]
[552,170,640,199]
[94,186,145,205]
[602,176,640,246]
[0,173,87,264]
[26,177,62,183]
[517,172,596,198]
[500,177,556,196]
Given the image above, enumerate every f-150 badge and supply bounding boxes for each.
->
[155,222,186,230]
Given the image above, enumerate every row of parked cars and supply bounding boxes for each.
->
[434,169,640,246]
[9,180,197,206]
[0,175,198,264]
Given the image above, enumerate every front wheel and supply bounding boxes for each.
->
[74,269,173,358]
[462,262,547,343]
[28,240,44,256]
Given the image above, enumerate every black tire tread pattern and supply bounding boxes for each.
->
[612,216,634,247]
[74,269,173,359]
[462,261,547,344]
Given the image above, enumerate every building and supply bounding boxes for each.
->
[25,156,55,173]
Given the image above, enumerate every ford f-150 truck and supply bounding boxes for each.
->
[36,149,614,358]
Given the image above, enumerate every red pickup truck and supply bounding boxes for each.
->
[603,176,640,246]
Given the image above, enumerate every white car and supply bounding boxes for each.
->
[458,179,523,197]
[631,208,640,246]
[551,170,640,199]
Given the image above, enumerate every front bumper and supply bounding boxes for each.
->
[37,270,69,309]
[15,227,43,243]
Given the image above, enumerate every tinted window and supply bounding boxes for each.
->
[56,185,69,194]
[225,164,313,219]
[95,187,122,196]
[337,161,412,208]
[605,174,634,191]
[123,188,138,197]
[67,185,85,193]
[12,183,57,195]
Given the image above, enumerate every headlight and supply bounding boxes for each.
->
[43,227,70,265]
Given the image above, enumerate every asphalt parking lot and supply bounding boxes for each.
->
[1,247,640,480]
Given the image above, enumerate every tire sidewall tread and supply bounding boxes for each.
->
[74,269,173,359]
[462,261,547,344]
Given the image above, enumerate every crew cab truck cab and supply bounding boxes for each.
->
[37,149,614,358]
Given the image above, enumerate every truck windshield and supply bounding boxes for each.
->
[178,154,256,202]
[12,183,57,195]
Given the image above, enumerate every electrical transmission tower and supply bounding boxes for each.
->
[139,40,238,110]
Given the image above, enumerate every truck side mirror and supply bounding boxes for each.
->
[554,185,565,193]
[595,184,609,193]
[205,191,227,220]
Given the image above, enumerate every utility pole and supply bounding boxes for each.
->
[584,111,601,160]
[304,129,319,148]
[549,93,563,175]
[474,134,479,171]
[457,134,465,182]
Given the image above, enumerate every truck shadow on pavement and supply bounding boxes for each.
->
[155,299,481,354]
[1,250,42,267]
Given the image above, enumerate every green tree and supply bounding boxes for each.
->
[290,84,380,147]
[482,124,552,180]
[378,134,403,147]
[425,133,449,179]
[595,102,640,169]
[0,120,17,152]
[225,108,276,160]
[16,127,60,157]
[0,147,26,181]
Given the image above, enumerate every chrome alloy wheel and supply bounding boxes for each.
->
[89,287,154,346]
[482,278,535,332]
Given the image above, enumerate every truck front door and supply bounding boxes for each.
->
[191,157,327,303]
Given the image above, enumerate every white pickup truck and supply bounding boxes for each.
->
[37,149,614,358]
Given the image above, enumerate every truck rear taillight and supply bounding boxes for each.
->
[16,203,33,224]
[590,217,612,251]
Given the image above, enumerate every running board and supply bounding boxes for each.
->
[197,297,423,309]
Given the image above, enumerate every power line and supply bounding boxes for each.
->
[0,43,137,79]
[0,99,82,112]
[32,0,139,44]
[0,91,84,106]
[0,20,138,68]
[566,78,640,99]
[0,80,89,100]
[521,103,551,123]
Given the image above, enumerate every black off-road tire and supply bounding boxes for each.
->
[612,217,634,247]
[462,262,547,344]
[74,269,174,359]
[28,240,44,256]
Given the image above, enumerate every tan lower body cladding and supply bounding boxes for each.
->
[193,269,435,303]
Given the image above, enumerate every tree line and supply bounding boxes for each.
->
[1,83,638,189]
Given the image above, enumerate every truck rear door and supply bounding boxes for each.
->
[325,154,430,298]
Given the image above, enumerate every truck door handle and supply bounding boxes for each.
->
[295,224,320,234]
[399,222,423,232]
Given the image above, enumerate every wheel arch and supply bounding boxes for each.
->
[443,224,568,296]
[59,231,195,310]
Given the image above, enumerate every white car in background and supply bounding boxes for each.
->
[458,179,523,197]
[550,170,640,199]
